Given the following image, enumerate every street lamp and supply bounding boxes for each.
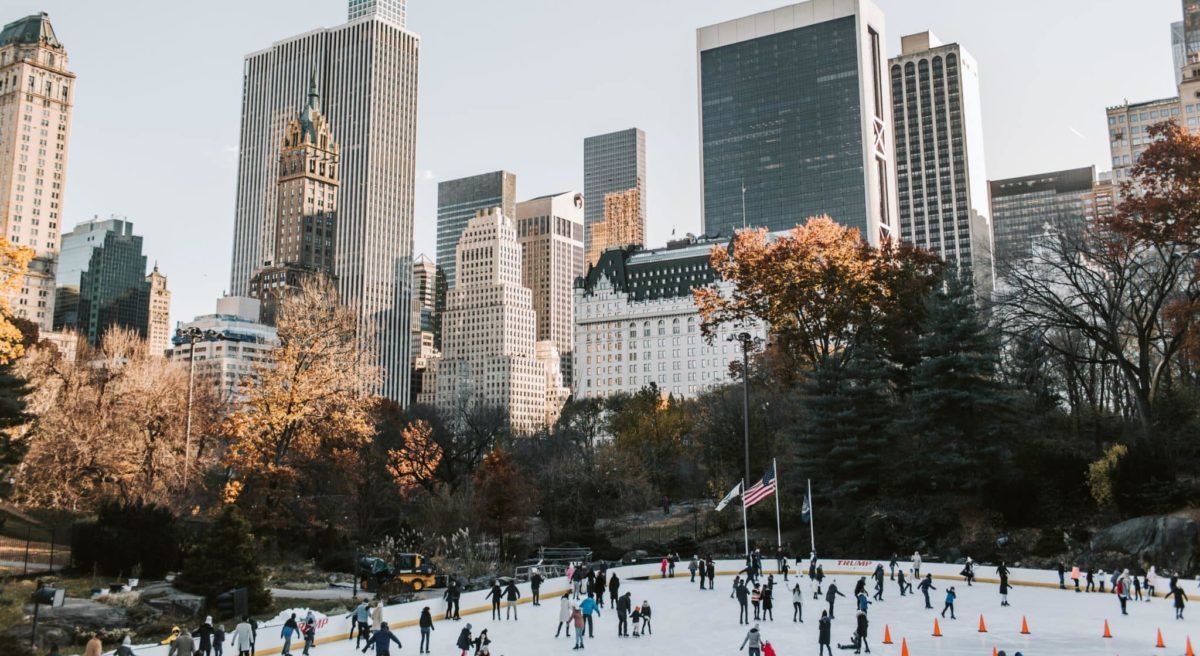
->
[176,326,220,491]
[727,331,759,522]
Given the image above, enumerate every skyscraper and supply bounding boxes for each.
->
[146,264,170,357]
[55,217,151,346]
[890,32,993,293]
[988,166,1095,270]
[516,191,584,387]
[421,208,567,432]
[409,253,437,405]
[348,0,406,26]
[0,13,75,333]
[229,1,420,401]
[248,75,340,326]
[696,0,895,244]
[586,188,643,268]
[583,128,645,259]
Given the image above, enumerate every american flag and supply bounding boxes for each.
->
[743,464,777,508]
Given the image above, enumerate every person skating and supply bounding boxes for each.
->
[941,587,957,619]
[1057,562,1066,589]
[792,583,804,622]
[1133,573,1143,601]
[214,625,226,656]
[630,605,642,637]
[854,609,871,654]
[670,552,679,577]
[661,557,669,579]
[609,572,621,606]
[961,557,975,586]
[856,591,870,614]
[167,629,193,656]
[752,583,763,620]
[556,593,573,638]
[455,623,473,656]
[445,580,462,620]
[1000,577,1011,607]
[301,616,316,656]
[483,580,502,620]
[826,581,845,619]
[371,601,383,634]
[853,577,866,599]
[818,611,833,656]
[781,556,791,582]
[581,593,600,637]
[572,604,586,650]
[889,554,898,580]
[348,599,371,648]
[594,571,606,608]
[471,628,491,656]
[530,568,544,606]
[115,636,135,656]
[911,551,922,579]
[195,616,216,656]
[762,583,775,621]
[739,624,764,656]
[872,565,884,602]
[1086,567,1095,593]
[815,565,826,598]
[896,569,909,597]
[918,574,936,609]
[418,607,434,654]
[362,622,402,656]
[230,617,254,656]
[736,578,751,624]
[641,600,652,635]
[281,614,299,656]
[690,555,699,582]
[1147,565,1158,599]
[1170,584,1188,619]
[504,579,520,620]
[617,591,632,636]
[707,557,717,590]
[1071,565,1081,592]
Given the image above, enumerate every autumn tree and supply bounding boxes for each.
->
[13,328,218,511]
[386,418,443,496]
[1107,122,1200,248]
[0,240,34,365]
[695,217,942,381]
[472,448,535,543]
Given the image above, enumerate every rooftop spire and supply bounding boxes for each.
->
[299,70,321,142]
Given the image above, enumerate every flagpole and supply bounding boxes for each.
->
[741,478,749,557]
[807,478,816,554]
[773,458,782,550]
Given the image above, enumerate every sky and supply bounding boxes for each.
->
[7,0,1183,326]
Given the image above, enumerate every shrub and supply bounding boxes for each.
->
[176,506,272,612]
[71,500,178,578]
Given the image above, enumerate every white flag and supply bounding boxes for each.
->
[715,481,743,512]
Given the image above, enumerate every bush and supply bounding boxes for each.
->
[71,500,179,578]
[0,635,34,656]
[176,506,272,613]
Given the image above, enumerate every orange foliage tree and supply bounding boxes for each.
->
[694,216,942,377]
[0,240,34,365]
[386,418,443,497]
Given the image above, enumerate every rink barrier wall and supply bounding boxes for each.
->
[110,558,1198,655]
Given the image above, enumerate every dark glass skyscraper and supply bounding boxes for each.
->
[583,128,645,256]
[988,166,1095,269]
[697,0,895,244]
[54,217,150,345]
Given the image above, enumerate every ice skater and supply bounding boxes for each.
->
[736,578,751,624]
[616,591,631,637]
[854,609,871,654]
[918,574,936,609]
[889,554,898,580]
[531,568,544,606]
[941,586,957,619]
[630,605,642,637]
[417,607,434,654]
[912,551,922,579]
[690,556,699,582]
[581,594,599,638]
[1170,585,1188,620]
[792,583,804,622]
[961,557,975,586]
[556,593,573,638]
[826,581,846,619]
[762,584,774,621]
[818,611,833,656]
[1000,577,1011,607]
[485,580,502,620]
[571,606,586,650]
[640,600,652,635]
[504,579,520,620]
[1146,566,1158,599]
[752,583,763,620]
[609,572,621,606]
[1115,570,1130,615]
[896,569,909,597]
[872,565,885,602]
[362,622,402,656]
[739,624,764,656]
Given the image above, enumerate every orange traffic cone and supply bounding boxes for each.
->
[1103,619,1112,638]
[1157,628,1166,649]
[1020,616,1031,635]
[900,638,909,656]
[932,618,942,637]
[992,648,998,656]
[1186,636,1195,656]
[882,624,893,645]
[978,614,988,633]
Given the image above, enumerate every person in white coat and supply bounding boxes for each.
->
[230,618,255,656]
[1147,566,1158,600]
[912,552,923,579]
[555,593,573,638]
[792,583,805,622]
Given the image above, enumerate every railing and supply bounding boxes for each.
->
[0,526,70,574]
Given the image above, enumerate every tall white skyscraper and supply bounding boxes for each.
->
[890,32,993,292]
[229,0,419,401]
[421,208,567,433]
[516,191,584,388]
[0,13,75,333]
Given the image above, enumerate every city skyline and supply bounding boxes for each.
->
[3,0,1182,326]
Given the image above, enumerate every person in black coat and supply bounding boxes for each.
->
[503,580,520,620]
[854,610,870,654]
[595,572,607,607]
[418,607,434,654]
[609,573,621,606]
[455,624,473,656]
[617,591,632,636]
[826,582,846,619]
[917,574,937,609]
[818,610,833,656]
[736,579,750,624]
[485,581,502,620]
[530,569,544,606]
[707,558,717,589]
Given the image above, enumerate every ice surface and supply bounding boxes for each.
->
[116,559,1200,655]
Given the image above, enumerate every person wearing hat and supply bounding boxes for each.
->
[114,636,136,656]
[363,621,402,656]
[167,627,194,656]
[301,611,317,655]
[195,616,216,656]
[418,606,435,653]
[530,568,544,606]
[640,600,652,635]
[739,623,764,656]
[571,604,586,650]
[456,623,474,656]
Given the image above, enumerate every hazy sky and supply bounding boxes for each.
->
[8,0,1181,325]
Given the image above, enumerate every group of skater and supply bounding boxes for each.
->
[1057,562,1191,619]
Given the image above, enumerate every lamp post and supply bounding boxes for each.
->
[176,327,219,492]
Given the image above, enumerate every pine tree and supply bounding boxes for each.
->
[177,505,272,612]
[906,275,1014,497]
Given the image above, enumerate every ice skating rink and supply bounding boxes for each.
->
[121,560,1199,656]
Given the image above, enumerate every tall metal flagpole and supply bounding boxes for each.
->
[741,478,749,557]
[773,458,782,550]
[807,478,816,554]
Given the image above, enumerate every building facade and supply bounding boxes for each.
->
[410,253,437,404]
[0,13,75,333]
[248,76,339,326]
[1106,97,1180,183]
[167,296,279,403]
[420,208,567,433]
[890,32,993,293]
[586,188,644,268]
[988,166,1095,270]
[583,128,645,262]
[146,264,170,357]
[516,191,584,388]
[348,0,406,26]
[574,236,765,400]
[229,0,419,402]
[696,0,896,244]
[54,217,152,345]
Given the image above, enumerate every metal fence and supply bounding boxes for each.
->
[0,525,71,574]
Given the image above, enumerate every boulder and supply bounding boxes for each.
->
[27,598,129,632]
[145,591,204,618]
[1088,515,1199,575]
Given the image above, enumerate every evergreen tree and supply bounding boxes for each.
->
[177,505,272,612]
[792,342,893,507]
[906,275,1014,497]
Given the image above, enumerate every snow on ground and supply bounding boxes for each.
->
[120,560,1200,656]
